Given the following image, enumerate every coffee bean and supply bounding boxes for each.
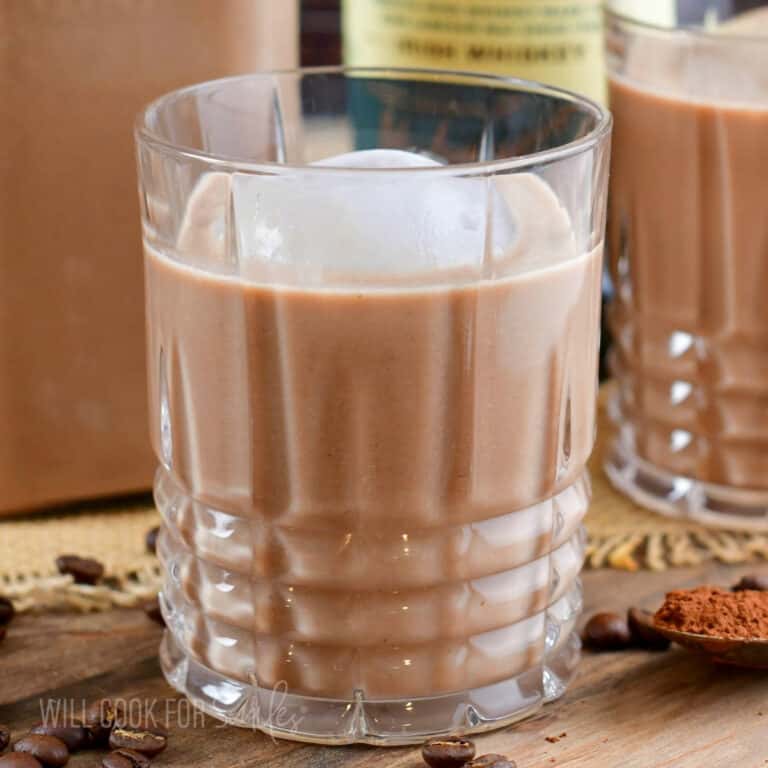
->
[145,527,160,556]
[13,735,69,767]
[55,555,104,585]
[0,725,10,751]
[143,598,164,626]
[0,627,6,644]
[0,755,43,768]
[109,724,167,757]
[627,607,671,651]
[733,574,768,592]
[582,612,632,651]
[29,725,90,753]
[100,755,131,768]
[78,698,124,745]
[421,735,475,768]
[465,755,516,768]
[102,749,151,768]
[0,598,14,626]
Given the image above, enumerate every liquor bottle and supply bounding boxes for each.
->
[343,0,606,103]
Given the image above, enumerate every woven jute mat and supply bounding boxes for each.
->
[3,394,768,613]
[0,498,161,614]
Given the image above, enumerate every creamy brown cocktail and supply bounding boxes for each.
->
[605,5,768,528]
[136,70,610,744]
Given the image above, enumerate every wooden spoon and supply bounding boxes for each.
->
[653,625,768,669]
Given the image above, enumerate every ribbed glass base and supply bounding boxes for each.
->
[159,580,581,746]
[605,437,768,531]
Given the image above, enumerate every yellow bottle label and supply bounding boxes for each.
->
[343,0,606,103]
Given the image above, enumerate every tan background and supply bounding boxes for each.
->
[0,0,298,515]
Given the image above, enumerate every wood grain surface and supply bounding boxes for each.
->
[1,563,767,768]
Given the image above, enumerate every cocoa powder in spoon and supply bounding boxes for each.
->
[655,586,768,640]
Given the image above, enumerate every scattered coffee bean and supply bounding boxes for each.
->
[29,725,89,753]
[627,607,671,651]
[421,735,475,768]
[55,555,104,585]
[108,724,167,758]
[0,725,10,751]
[582,612,632,651]
[13,735,69,767]
[0,598,14,626]
[102,749,151,768]
[732,574,768,592]
[101,755,131,768]
[0,755,42,768]
[143,598,164,626]
[78,699,124,745]
[145,527,160,556]
[465,755,516,768]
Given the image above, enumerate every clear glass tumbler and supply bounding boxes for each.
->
[135,67,610,745]
[605,3,768,529]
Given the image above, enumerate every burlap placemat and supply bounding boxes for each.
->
[3,394,767,613]
[0,498,161,613]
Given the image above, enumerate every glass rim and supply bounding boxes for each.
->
[606,3,768,44]
[135,65,611,176]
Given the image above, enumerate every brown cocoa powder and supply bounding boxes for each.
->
[655,586,768,639]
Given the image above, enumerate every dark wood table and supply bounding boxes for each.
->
[2,562,767,768]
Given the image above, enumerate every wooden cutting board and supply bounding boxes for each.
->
[1,562,767,768]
